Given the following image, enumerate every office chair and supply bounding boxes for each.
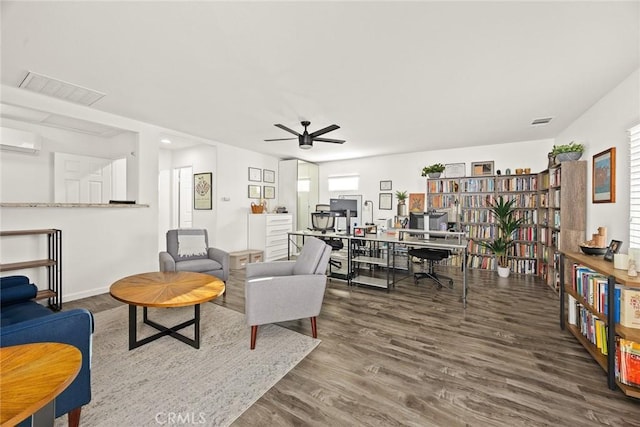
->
[312,204,343,271]
[408,247,454,289]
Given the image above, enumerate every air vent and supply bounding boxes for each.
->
[531,117,553,126]
[18,71,105,106]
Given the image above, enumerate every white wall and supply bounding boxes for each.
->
[319,138,553,225]
[554,68,640,253]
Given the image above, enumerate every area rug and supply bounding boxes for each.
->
[55,303,320,427]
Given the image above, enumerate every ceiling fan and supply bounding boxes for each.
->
[265,121,345,149]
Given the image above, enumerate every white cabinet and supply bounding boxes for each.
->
[247,214,293,261]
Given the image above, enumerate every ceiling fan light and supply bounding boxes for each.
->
[299,143,312,150]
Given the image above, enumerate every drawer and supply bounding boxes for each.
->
[266,234,288,248]
[266,224,292,237]
[266,215,292,227]
[266,246,289,261]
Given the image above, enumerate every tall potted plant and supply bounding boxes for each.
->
[478,196,524,278]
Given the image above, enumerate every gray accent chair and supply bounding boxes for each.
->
[245,236,331,349]
[159,229,230,292]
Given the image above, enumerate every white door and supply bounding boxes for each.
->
[176,166,193,228]
[54,153,114,203]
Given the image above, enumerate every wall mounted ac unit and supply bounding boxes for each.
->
[0,127,42,154]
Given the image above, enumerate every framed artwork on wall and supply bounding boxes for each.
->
[380,180,392,191]
[593,147,616,203]
[248,185,261,199]
[193,172,212,210]
[444,163,466,178]
[263,169,275,183]
[471,161,494,176]
[409,193,425,212]
[248,167,262,182]
[379,193,392,210]
[263,185,275,199]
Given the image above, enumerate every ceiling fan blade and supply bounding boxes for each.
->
[264,137,297,142]
[309,124,340,138]
[313,137,345,144]
[274,124,301,136]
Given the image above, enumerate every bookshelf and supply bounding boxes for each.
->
[538,161,587,292]
[427,173,539,274]
[0,229,62,310]
[560,252,640,398]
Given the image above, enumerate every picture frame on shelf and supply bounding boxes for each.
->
[263,169,275,183]
[603,239,622,262]
[471,161,494,176]
[380,180,392,191]
[248,167,262,182]
[592,147,616,203]
[193,172,212,210]
[444,163,465,178]
[379,193,392,210]
[263,185,275,199]
[248,185,261,199]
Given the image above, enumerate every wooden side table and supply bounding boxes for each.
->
[1,342,81,427]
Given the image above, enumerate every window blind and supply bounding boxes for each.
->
[630,124,640,248]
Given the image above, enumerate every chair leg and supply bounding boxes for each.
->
[310,317,318,338]
[68,407,81,427]
[250,325,258,350]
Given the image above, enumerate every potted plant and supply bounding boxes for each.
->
[551,141,585,163]
[478,196,524,278]
[395,190,408,216]
[421,163,445,179]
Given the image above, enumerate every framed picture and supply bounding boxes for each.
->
[593,147,616,203]
[379,193,393,210]
[263,185,275,199]
[380,180,392,191]
[193,172,212,210]
[263,169,275,183]
[248,185,261,199]
[604,239,622,262]
[248,167,262,182]
[471,161,494,176]
[409,193,425,212]
[445,163,466,178]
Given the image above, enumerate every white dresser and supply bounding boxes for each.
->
[247,214,293,261]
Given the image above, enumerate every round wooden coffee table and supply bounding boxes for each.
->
[110,271,225,350]
[1,342,81,427]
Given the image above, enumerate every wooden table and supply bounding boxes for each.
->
[110,271,225,350]
[1,342,81,427]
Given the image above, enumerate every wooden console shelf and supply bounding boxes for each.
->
[560,251,640,398]
[0,229,62,310]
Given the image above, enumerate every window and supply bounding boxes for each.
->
[328,175,359,192]
[630,124,640,247]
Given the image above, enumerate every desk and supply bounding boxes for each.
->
[288,229,468,306]
[1,342,81,427]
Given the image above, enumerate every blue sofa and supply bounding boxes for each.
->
[0,275,93,427]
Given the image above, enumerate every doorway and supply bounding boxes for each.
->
[174,166,193,228]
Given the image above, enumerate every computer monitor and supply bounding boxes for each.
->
[310,211,336,234]
[329,198,358,235]
[429,211,448,231]
[409,212,427,230]
[409,211,448,232]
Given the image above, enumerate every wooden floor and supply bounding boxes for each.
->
[65,266,640,426]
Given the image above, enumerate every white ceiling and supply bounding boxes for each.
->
[1,1,638,163]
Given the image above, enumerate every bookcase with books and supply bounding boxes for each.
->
[427,173,539,274]
[560,251,640,398]
[538,161,586,292]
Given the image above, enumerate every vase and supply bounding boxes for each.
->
[397,202,407,216]
[497,266,510,278]
[556,152,582,162]
[428,172,441,179]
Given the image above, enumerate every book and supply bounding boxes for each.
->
[620,288,640,329]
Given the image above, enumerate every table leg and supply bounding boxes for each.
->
[128,304,202,350]
[31,400,55,427]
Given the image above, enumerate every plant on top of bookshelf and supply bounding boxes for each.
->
[421,163,445,178]
[551,141,585,163]
[477,196,524,277]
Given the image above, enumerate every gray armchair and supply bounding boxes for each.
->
[159,228,230,285]
[245,236,331,349]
